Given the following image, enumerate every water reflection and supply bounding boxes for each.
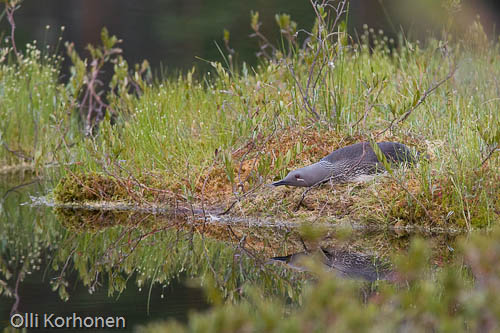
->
[269,247,395,282]
[48,206,304,302]
[1,172,460,331]
[0,174,214,330]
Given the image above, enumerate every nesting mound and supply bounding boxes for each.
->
[53,127,498,229]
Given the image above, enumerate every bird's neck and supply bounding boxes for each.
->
[304,161,337,186]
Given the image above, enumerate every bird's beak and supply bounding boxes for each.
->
[269,255,292,263]
[271,180,287,187]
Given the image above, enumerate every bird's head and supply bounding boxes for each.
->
[271,163,329,187]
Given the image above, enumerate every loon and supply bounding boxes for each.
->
[272,141,416,187]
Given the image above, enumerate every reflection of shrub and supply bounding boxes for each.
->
[137,229,500,332]
[54,207,136,233]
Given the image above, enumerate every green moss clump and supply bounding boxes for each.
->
[53,172,129,203]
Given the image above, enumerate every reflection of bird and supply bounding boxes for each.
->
[269,247,394,282]
[272,142,416,187]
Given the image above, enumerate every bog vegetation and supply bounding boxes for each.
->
[1,1,498,231]
[1,0,500,331]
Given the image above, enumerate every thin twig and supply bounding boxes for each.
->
[378,55,456,137]
[5,1,20,61]
[351,79,386,130]
[10,268,24,317]
[2,179,39,199]
[479,144,499,168]
[2,143,33,161]
[200,155,218,222]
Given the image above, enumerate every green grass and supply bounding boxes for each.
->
[1,12,498,229]
[59,22,498,229]
[0,41,80,170]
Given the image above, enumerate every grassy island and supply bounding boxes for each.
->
[1,1,500,331]
[41,18,498,231]
[0,3,498,231]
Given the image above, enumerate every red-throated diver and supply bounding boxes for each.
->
[271,142,416,187]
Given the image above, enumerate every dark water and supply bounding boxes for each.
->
[0,269,207,332]
[0,174,210,332]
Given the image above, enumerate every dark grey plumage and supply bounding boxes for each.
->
[272,141,416,187]
[320,247,393,282]
[269,247,394,282]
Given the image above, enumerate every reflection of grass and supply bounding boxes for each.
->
[137,229,500,332]
[55,207,143,233]
[47,220,304,303]
[0,173,64,302]
[53,203,459,265]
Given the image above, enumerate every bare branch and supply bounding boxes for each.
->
[5,1,20,61]
[2,143,33,161]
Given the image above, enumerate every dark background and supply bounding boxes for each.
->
[2,0,500,74]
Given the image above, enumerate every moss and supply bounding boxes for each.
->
[55,207,135,233]
[54,172,128,202]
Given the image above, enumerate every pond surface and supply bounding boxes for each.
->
[0,173,211,332]
[0,171,460,331]
[0,268,208,331]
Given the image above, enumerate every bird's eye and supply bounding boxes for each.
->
[295,174,300,178]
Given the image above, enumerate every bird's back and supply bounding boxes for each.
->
[321,141,415,165]
[318,141,415,182]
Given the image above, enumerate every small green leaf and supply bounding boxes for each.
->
[370,139,393,175]
[250,11,260,32]
[223,29,230,44]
